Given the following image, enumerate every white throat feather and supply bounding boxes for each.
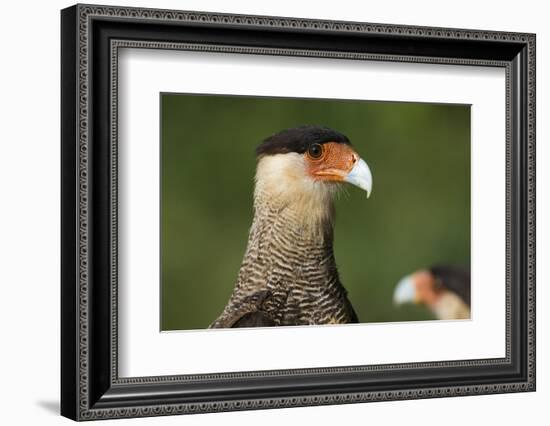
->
[254,153,337,233]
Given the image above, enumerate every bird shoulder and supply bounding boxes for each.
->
[210,289,277,328]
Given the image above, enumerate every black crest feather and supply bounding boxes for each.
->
[256,125,350,157]
[430,265,471,307]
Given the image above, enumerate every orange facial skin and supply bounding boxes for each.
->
[412,270,443,306]
[305,142,359,182]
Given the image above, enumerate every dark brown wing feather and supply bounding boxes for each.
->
[232,311,277,328]
[210,290,275,328]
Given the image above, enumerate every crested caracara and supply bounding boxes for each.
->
[393,265,470,320]
[210,126,372,328]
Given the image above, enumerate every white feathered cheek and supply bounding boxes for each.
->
[255,153,313,198]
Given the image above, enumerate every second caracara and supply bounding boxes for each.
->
[393,265,471,320]
[210,126,372,328]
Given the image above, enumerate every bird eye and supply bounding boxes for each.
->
[307,143,324,159]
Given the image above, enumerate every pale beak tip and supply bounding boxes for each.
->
[345,157,373,198]
[393,275,416,305]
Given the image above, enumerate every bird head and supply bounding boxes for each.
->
[393,269,443,307]
[393,266,471,313]
[254,126,372,215]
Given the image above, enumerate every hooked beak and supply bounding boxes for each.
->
[393,275,416,305]
[345,158,373,198]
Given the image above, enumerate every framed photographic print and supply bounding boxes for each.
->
[61,3,536,421]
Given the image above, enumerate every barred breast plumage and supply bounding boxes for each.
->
[209,194,358,328]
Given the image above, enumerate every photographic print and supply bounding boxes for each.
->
[160,94,471,331]
[61,5,535,419]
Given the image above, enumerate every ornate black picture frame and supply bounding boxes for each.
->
[61,3,536,421]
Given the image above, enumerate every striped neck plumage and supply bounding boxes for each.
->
[252,190,335,248]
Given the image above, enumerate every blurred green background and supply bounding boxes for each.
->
[161,94,470,331]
